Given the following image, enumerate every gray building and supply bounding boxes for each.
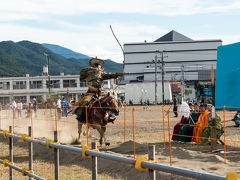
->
[123,30,222,100]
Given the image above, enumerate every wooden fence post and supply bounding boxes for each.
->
[91,142,97,180]
[28,126,33,180]
[9,126,13,180]
[148,144,156,180]
[54,131,59,180]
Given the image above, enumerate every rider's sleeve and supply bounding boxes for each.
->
[102,72,124,80]
[80,68,90,81]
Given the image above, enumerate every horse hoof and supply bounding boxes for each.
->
[71,139,81,145]
[105,142,110,146]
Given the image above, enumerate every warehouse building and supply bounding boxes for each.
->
[123,30,222,101]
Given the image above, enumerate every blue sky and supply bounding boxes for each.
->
[0,0,240,63]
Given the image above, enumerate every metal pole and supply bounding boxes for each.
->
[154,55,157,105]
[2,132,226,180]
[47,55,50,95]
[28,126,33,180]
[54,131,59,180]
[9,126,13,180]
[181,65,185,101]
[0,159,45,180]
[148,145,156,180]
[161,51,165,104]
[91,142,97,180]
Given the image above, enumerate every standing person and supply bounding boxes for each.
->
[17,100,23,118]
[173,95,178,117]
[26,103,31,118]
[32,98,37,117]
[11,100,17,119]
[61,97,72,117]
[57,97,62,120]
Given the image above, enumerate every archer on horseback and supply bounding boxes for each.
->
[75,57,124,122]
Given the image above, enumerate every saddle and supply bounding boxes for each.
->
[76,95,116,124]
[76,96,97,123]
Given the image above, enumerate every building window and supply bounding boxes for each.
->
[0,82,10,90]
[14,96,27,103]
[30,81,43,89]
[80,80,87,87]
[46,80,60,88]
[63,79,77,88]
[13,81,26,89]
[0,97,10,105]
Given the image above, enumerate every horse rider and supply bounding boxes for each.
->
[76,57,125,122]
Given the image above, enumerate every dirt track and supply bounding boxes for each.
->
[0,105,240,179]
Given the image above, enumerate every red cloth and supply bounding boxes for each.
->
[172,116,189,141]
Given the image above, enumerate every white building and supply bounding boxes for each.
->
[123,30,222,82]
[124,82,172,105]
[0,73,114,105]
[122,30,222,100]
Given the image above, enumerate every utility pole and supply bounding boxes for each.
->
[153,51,167,105]
[181,65,185,101]
[44,53,51,95]
[161,51,165,104]
[154,54,158,105]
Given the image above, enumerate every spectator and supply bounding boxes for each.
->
[192,104,209,144]
[11,100,17,118]
[26,103,31,118]
[17,100,23,118]
[173,95,178,117]
[61,97,72,117]
[57,97,62,120]
[32,98,37,117]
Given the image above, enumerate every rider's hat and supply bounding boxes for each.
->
[89,57,104,67]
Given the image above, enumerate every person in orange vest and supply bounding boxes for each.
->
[192,104,209,144]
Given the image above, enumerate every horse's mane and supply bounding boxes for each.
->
[99,90,118,108]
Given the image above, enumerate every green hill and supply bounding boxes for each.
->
[0,41,123,77]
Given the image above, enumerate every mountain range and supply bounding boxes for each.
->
[42,43,90,60]
[0,41,123,77]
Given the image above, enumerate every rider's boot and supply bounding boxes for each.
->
[76,101,88,122]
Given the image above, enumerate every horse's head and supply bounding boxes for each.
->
[100,90,119,115]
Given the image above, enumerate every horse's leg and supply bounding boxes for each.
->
[101,126,110,146]
[77,122,83,144]
[94,125,103,146]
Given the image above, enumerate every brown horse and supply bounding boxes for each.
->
[77,91,119,146]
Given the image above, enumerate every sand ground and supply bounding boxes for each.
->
[0,105,240,179]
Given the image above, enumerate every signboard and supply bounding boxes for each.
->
[215,42,240,110]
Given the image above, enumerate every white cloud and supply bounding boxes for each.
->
[1,0,240,19]
[1,0,240,64]
[0,23,167,62]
